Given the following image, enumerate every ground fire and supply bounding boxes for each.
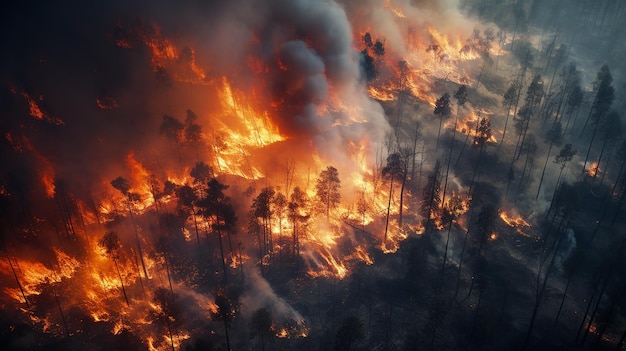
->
[2,1,626,350]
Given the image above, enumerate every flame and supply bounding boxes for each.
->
[368,86,396,101]
[587,162,601,177]
[209,77,285,179]
[125,153,155,211]
[499,210,531,237]
[22,93,64,125]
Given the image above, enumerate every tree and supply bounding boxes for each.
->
[593,111,622,182]
[288,187,309,259]
[515,75,544,161]
[421,161,441,234]
[362,32,373,48]
[190,161,213,187]
[199,179,237,283]
[272,191,287,259]
[382,152,406,241]
[152,288,180,351]
[373,40,385,57]
[176,185,201,246]
[502,80,521,144]
[185,109,203,160]
[440,194,464,285]
[99,231,129,306]
[536,121,563,199]
[470,117,492,191]
[581,65,614,174]
[434,92,451,150]
[334,316,364,351]
[315,166,341,221]
[111,176,149,280]
[251,187,275,257]
[554,144,577,186]
[250,307,273,351]
[512,39,534,76]
[160,114,184,164]
[441,86,468,206]
[212,289,239,351]
[360,49,377,82]
[467,205,498,297]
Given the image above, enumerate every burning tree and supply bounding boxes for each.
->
[199,178,237,283]
[211,288,240,351]
[382,152,406,241]
[421,161,442,234]
[288,186,309,259]
[251,187,276,259]
[110,176,149,280]
[315,166,341,221]
[98,231,129,306]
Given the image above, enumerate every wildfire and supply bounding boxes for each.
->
[499,210,531,237]
[587,162,601,177]
[125,153,156,211]
[22,92,64,125]
[368,86,396,101]
[210,77,285,179]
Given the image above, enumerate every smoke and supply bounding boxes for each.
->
[557,228,577,269]
[241,266,306,324]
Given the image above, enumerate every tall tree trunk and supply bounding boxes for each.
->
[536,141,555,199]
[384,174,394,241]
[113,258,130,306]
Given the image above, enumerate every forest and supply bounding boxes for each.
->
[1,0,626,350]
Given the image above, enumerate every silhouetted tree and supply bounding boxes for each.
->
[536,121,563,199]
[99,231,129,306]
[362,32,373,48]
[421,161,441,234]
[152,288,179,351]
[190,161,213,187]
[315,166,341,221]
[581,65,614,174]
[111,176,149,279]
[160,114,184,164]
[373,40,385,57]
[177,185,201,246]
[250,307,273,351]
[470,117,492,191]
[185,109,203,160]
[594,111,622,182]
[288,187,309,259]
[251,187,275,257]
[382,152,406,241]
[199,179,237,283]
[360,50,377,82]
[467,205,497,297]
[211,289,239,351]
[434,92,451,150]
[502,80,521,143]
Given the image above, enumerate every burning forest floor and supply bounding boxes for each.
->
[3,0,626,350]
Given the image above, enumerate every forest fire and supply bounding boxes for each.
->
[4,0,626,350]
[499,210,532,237]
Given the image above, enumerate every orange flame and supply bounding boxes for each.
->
[499,210,531,237]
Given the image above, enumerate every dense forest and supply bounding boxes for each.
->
[1,0,626,350]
